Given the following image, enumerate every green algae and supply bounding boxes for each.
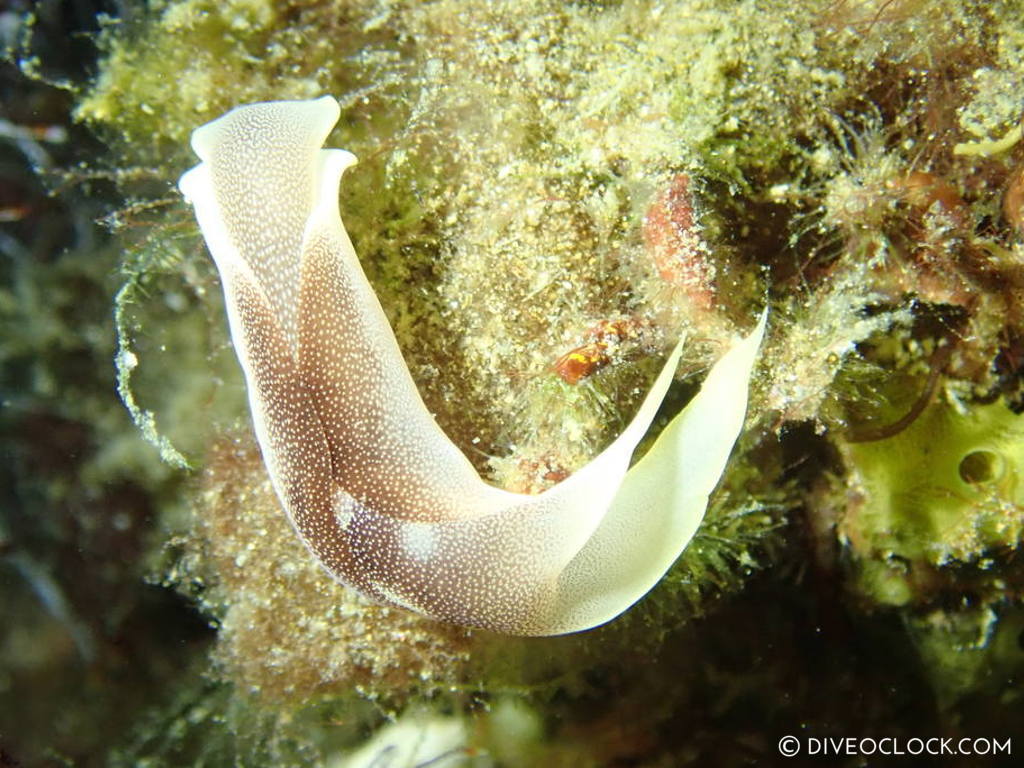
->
[51,0,1024,762]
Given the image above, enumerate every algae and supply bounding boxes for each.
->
[4,0,1023,764]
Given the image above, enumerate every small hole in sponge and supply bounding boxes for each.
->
[958,449,1004,485]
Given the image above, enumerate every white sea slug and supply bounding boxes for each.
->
[179,96,766,636]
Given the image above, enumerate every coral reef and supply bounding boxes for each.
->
[2,0,1022,764]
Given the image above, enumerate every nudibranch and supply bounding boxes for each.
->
[179,96,766,636]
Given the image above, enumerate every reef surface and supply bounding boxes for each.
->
[2,1,1022,765]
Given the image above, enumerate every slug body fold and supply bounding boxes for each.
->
[180,97,765,636]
